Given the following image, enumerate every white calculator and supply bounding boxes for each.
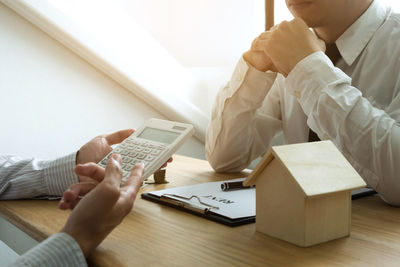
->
[98,118,194,181]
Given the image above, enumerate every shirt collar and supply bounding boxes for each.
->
[336,0,389,66]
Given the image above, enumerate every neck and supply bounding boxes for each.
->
[314,0,373,44]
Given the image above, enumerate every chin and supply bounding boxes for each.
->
[291,12,320,27]
[299,17,320,28]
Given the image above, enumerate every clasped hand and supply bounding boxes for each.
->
[244,17,326,77]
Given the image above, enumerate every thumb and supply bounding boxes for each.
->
[123,163,144,195]
[105,129,135,146]
[104,154,123,188]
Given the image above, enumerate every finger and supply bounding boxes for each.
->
[159,157,173,169]
[160,163,168,169]
[251,36,260,49]
[122,163,144,195]
[253,39,270,52]
[69,198,81,210]
[270,24,278,31]
[75,163,105,182]
[258,30,273,40]
[59,195,81,210]
[104,154,123,188]
[58,182,97,210]
[105,129,135,146]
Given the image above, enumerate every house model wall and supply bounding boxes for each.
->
[244,141,366,247]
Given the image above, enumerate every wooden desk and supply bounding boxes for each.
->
[1,155,400,266]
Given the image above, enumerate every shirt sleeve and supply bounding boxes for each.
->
[8,233,87,267]
[285,51,400,205]
[205,57,281,172]
[0,153,79,200]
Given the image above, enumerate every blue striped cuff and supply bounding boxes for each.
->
[44,153,79,196]
[12,233,87,267]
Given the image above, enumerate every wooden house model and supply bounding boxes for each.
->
[243,141,366,247]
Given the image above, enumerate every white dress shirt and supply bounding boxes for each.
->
[206,1,400,205]
[0,153,87,266]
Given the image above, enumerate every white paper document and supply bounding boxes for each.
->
[147,178,255,219]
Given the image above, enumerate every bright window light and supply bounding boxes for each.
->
[380,0,400,11]
[49,0,265,68]
[111,0,265,67]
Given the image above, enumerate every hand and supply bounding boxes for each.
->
[260,18,326,77]
[59,158,173,210]
[243,32,278,72]
[76,129,134,184]
[61,154,144,258]
[59,163,105,210]
[76,129,135,165]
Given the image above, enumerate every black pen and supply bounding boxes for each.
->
[221,181,254,191]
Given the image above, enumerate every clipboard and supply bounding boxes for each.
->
[141,178,255,227]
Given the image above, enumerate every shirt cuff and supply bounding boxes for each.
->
[44,153,79,196]
[12,233,87,267]
[226,57,277,103]
[285,51,351,116]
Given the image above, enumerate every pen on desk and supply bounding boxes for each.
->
[221,181,255,191]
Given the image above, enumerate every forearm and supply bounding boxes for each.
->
[10,233,87,267]
[0,153,79,200]
[206,57,281,172]
[286,52,400,205]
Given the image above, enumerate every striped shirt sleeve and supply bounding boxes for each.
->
[0,153,79,200]
[8,233,87,267]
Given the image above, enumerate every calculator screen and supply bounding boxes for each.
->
[137,127,180,144]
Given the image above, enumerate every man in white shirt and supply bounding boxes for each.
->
[206,0,400,205]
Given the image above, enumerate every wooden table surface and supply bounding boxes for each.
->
[1,155,400,266]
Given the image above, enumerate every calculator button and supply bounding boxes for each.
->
[129,152,138,157]
[137,153,146,159]
[145,155,155,162]
[142,161,150,166]
[121,171,130,183]
[114,147,123,153]
[131,159,140,165]
[124,163,134,171]
[122,157,132,163]
[120,150,129,156]
[135,147,144,152]
[151,149,161,156]
[143,148,152,153]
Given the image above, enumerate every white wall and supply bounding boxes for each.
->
[112,0,265,67]
[0,2,205,160]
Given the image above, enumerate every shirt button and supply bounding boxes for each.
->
[294,91,301,99]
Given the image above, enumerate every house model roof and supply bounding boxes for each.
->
[243,141,366,197]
